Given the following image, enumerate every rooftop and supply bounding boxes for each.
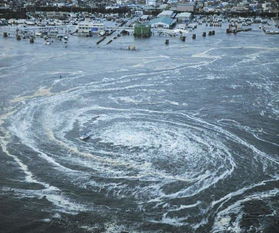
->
[149,16,175,26]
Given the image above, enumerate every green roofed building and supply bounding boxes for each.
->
[134,23,152,38]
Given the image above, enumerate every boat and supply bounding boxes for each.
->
[92,115,100,121]
[79,133,91,141]
[264,30,279,35]
[79,116,99,140]
[35,32,42,37]
[263,27,279,35]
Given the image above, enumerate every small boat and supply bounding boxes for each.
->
[92,115,100,121]
[79,116,99,140]
[79,134,91,141]
[35,32,42,37]
[264,30,279,35]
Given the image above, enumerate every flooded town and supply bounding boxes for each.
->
[0,1,279,233]
[1,0,279,47]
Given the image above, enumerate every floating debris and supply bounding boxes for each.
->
[128,45,136,51]
[106,39,113,45]
[96,37,106,45]
[180,36,186,42]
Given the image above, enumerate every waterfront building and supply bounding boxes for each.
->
[149,16,176,28]
[77,21,105,37]
[176,12,192,23]
[134,23,152,37]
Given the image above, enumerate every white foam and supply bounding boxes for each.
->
[212,188,279,233]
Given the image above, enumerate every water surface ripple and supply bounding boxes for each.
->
[0,25,278,233]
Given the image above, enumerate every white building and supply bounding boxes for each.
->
[149,17,176,29]
[77,22,105,37]
[146,0,159,7]
[157,10,174,18]
[176,12,192,23]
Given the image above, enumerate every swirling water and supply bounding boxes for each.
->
[0,25,278,233]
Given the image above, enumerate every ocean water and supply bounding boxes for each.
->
[0,24,278,233]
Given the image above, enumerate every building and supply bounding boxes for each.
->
[46,11,70,20]
[77,21,105,37]
[146,0,159,7]
[176,12,192,23]
[134,23,152,37]
[149,16,176,29]
[157,10,175,18]
[176,3,195,12]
